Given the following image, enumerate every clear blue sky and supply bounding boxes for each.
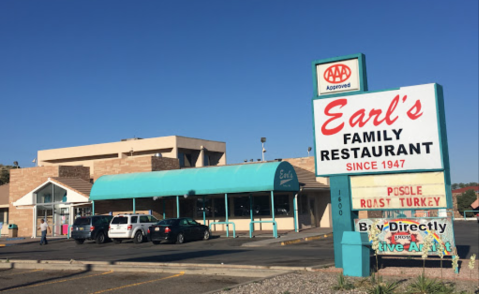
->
[1,1,477,183]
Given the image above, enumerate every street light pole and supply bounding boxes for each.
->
[261,137,266,162]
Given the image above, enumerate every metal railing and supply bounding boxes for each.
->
[463,210,479,219]
[209,221,236,238]
[249,220,278,238]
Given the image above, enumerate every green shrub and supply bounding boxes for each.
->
[332,272,355,290]
[367,281,398,294]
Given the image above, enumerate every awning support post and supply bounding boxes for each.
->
[225,193,229,238]
[202,195,206,225]
[176,196,180,218]
[133,198,136,214]
[294,193,299,233]
[92,201,95,216]
[271,191,277,238]
[163,198,166,219]
[249,193,254,238]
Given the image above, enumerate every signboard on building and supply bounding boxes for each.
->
[350,172,447,210]
[355,218,455,256]
[313,83,443,176]
[316,58,361,96]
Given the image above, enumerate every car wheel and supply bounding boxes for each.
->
[152,241,161,245]
[75,239,85,245]
[176,233,185,244]
[203,229,210,240]
[133,231,143,244]
[95,232,106,244]
[112,239,122,244]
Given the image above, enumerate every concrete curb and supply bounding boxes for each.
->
[0,259,313,278]
[280,233,333,246]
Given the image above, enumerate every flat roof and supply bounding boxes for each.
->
[90,161,299,201]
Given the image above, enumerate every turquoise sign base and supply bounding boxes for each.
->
[330,175,357,268]
[341,231,371,277]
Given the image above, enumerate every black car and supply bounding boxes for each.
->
[71,215,113,244]
[148,218,210,244]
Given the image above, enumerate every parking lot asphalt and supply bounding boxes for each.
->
[0,235,334,268]
[0,221,475,269]
[0,269,251,294]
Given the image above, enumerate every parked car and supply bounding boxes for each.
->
[148,218,210,244]
[71,215,113,245]
[108,214,159,244]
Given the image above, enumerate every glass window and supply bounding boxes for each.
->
[36,183,53,204]
[179,219,188,226]
[111,217,128,224]
[196,197,212,218]
[299,195,308,214]
[140,216,149,223]
[131,216,138,223]
[53,185,67,202]
[253,196,270,216]
[213,197,226,218]
[233,196,250,217]
[74,217,90,226]
[187,219,198,225]
[104,216,113,224]
[0,208,8,224]
[158,219,178,226]
[148,216,158,223]
[179,198,195,218]
[274,194,290,216]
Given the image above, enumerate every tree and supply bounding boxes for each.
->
[452,183,459,190]
[456,189,478,217]
[0,164,18,185]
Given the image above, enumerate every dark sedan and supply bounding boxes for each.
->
[148,218,210,244]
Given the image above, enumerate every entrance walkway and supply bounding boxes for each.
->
[237,227,333,247]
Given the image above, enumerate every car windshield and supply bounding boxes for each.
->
[157,219,178,226]
[73,218,90,226]
[111,217,128,224]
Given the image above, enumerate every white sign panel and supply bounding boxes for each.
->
[313,83,442,176]
[350,172,447,210]
[316,58,360,96]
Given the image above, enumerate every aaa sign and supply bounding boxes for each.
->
[350,172,446,210]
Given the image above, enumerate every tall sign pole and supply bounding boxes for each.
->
[311,54,368,268]
[311,54,454,269]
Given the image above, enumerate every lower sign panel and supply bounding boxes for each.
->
[350,172,447,210]
[355,218,455,256]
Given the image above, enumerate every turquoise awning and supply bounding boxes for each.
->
[90,161,299,201]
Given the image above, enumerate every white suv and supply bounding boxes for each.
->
[108,214,159,244]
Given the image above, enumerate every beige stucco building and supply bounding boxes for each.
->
[38,136,227,176]
[8,136,332,238]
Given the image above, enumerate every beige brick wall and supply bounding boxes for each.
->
[9,166,90,237]
[59,166,90,182]
[93,156,180,180]
[283,157,329,185]
[283,157,315,173]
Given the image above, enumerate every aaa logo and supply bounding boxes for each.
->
[324,64,351,84]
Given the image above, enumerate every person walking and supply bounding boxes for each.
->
[38,219,51,245]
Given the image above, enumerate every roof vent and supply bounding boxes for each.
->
[121,137,143,142]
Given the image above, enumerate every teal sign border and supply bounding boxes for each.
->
[310,53,454,268]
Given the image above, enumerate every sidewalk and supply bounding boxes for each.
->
[240,227,333,247]
[0,237,67,247]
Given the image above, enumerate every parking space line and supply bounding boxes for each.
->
[90,271,185,294]
[1,269,43,276]
[1,270,113,292]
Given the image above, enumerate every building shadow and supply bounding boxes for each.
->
[0,265,93,291]
[116,249,246,263]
